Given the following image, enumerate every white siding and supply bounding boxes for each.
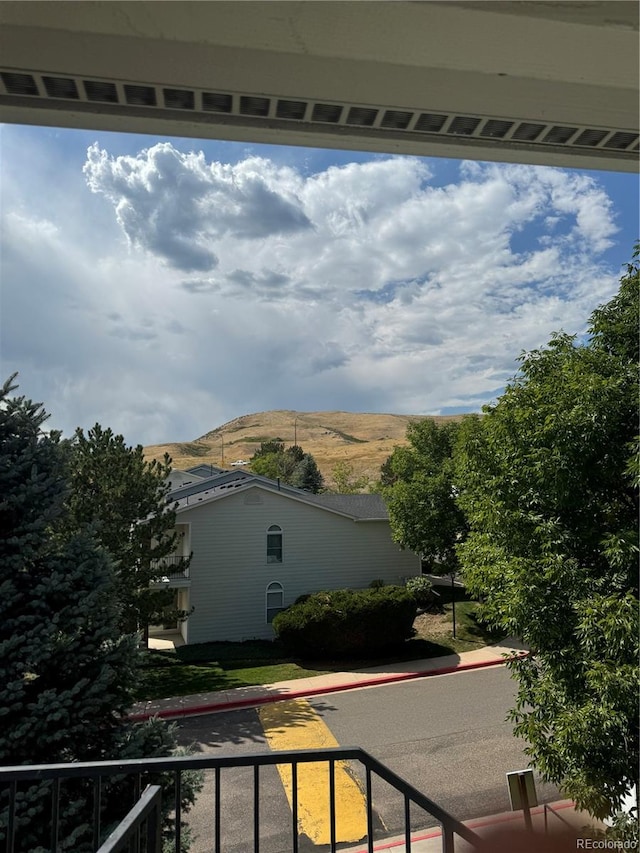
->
[177,487,420,643]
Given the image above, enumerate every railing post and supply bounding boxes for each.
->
[50,778,60,852]
[93,776,102,850]
[174,769,182,853]
[442,823,455,853]
[365,766,374,853]
[7,780,17,853]
[328,759,337,852]
[147,791,162,853]
[404,795,412,852]
[214,765,221,853]
[253,764,260,853]
[291,762,299,853]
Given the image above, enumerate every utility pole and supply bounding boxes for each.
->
[294,417,298,447]
[221,435,224,466]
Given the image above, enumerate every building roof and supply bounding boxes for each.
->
[166,469,206,491]
[169,469,389,521]
[185,464,228,478]
[169,469,252,501]
[301,493,388,520]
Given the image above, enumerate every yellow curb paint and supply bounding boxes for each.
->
[258,698,369,845]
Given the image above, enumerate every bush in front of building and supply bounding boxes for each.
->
[405,575,441,611]
[272,586,417,658]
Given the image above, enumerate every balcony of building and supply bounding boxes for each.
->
[0,747,482,853]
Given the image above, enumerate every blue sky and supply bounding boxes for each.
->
[1,122,638,447]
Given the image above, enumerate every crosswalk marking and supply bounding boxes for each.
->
[258,698,370,846]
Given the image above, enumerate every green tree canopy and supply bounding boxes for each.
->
[330,460,370,494]
[382,419,468,573]
[456,248,639,820]
[0,377,201,850]
[63,424,190,635]
[250,442,324,493]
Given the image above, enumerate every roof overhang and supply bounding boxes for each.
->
[0,1,638,172]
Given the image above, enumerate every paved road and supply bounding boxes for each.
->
[174,666,559,852]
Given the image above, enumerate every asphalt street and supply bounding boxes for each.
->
[174,666,560,852]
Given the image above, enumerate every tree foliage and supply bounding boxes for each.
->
[249,442,324,493]
[63,425,190,634]
[0,377,201,851]
[330,460,370,494]
[382,419,468,573]
[456,248,639,819]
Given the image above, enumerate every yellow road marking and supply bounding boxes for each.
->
[258,698,369,845]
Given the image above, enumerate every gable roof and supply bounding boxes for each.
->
[300,493,388,520]
[185,464,228,478]
[169,469,389,521]
[167,469,206,491]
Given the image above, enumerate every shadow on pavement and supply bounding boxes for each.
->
[172,693,340,750]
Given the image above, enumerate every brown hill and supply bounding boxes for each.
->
[144,409,469,489]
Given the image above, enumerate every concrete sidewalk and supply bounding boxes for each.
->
[130,637,527,721]
[339,799,599,852]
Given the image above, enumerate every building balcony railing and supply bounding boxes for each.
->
[0,747,481,853]
[149,555,190,581]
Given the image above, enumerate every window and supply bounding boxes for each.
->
[266,524,283,563]
[266,581,285,623]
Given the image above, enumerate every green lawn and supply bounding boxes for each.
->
[431,586,505,654]
[135,640,329,702]
[134,593,504,702]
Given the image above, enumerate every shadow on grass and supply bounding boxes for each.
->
[137,635,462,702]
[136,598,505,702]
[300,638,459,673]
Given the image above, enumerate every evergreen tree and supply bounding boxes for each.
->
[63,425,190,637]
[0,378,201,851]
[291,453,324,493]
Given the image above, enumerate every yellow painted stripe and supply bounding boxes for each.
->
[258,698,369,845]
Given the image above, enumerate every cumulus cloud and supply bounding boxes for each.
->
[83,143,311,272]
[2,131,629,448]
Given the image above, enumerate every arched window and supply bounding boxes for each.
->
[266,581,285,623]
[266,524,283,563]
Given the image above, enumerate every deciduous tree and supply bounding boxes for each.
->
[456,248,639,820]
[382,419,468,573]
[330,460,370,494]
[250,442,324,492]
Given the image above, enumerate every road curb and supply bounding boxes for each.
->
[129,652,527,722]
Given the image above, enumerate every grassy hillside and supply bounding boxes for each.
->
[144,409,469,489]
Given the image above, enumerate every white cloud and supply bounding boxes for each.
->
[1,134,628,447]
[83,143,311,272]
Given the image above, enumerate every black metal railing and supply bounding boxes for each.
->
[149,555,190,580]
[96,785,162,853]
[0,747,481,853]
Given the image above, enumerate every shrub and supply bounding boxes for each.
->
[272,586,417,658]
[405,575,438,609]
[369,578,386,589]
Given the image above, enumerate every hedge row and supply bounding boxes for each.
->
[272,586,417,659]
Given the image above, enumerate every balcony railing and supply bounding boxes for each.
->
[0,747,481,853]
[149,555,190,580]
[96,785,162,853]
